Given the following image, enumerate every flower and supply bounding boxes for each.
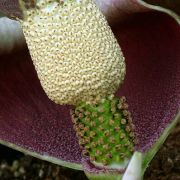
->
[0,0,179,179]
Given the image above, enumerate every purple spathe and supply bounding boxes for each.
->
[0,8,179,167]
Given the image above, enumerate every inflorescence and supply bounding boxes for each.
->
[71,95,136,168]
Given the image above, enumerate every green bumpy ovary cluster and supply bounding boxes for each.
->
[71,95,136,168]
[20,0,125,106]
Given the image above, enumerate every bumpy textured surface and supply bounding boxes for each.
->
[71,95,135,168]
[20,0,125,105]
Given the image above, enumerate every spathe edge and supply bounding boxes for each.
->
[138,0,180,24]
[123,110,180,179]
[0,138,82,170]
[0,110,178,173]
[142,110,180,175]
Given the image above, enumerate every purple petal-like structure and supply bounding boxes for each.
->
[0,50,82,165]
[0,0,22,19]
[115,12,180,152]
[0,0,179,171]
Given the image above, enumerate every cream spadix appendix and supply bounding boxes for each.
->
[19,0,125,106]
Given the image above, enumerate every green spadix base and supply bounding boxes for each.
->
[71,95,136,168]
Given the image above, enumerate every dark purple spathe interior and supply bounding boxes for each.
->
[115,12,180,151]
[0,12,179,164]
[0,0,22,19]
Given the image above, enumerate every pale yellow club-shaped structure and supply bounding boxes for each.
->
[20,0,125,106]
